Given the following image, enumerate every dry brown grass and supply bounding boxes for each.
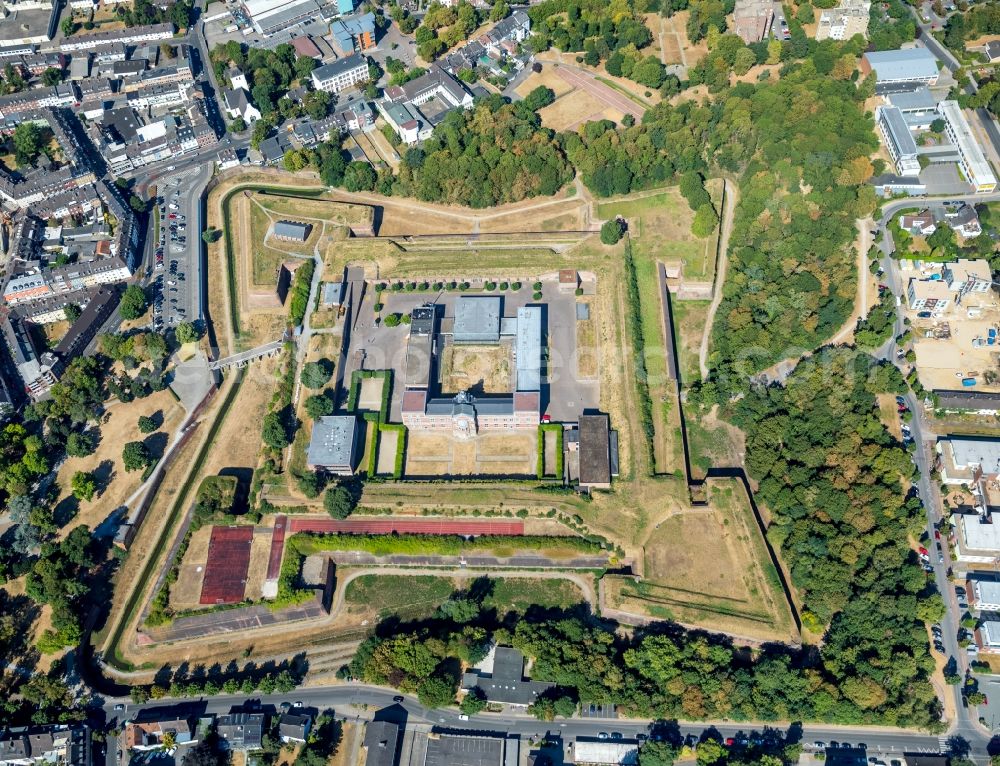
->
[375,428,399,475]
[170,526,213,610]
[439,343,513,393]
[358,377,384,410]
[878,393,904,441]
[244,530,273,601]
[614,479,797,643]
[575,298,598,379]
[55,389,185,539]
[539,89,611,132]
[514,67,576,99]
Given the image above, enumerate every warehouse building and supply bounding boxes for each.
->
[515,306,541,392]
[241,0,324,35]
[453,296,501,344]
[273,220,312,241]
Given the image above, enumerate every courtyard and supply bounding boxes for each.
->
[342,281,599,425]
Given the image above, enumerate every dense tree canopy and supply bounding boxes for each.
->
[394,94,573,207]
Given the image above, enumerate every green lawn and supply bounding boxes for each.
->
[596,190,717,281]
[342,574,587,619]
[344,575,456,619]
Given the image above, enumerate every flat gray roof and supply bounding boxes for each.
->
[306,415,358,469]
[888,87,937,112]
[453,296,501,344]
[879,106,919,157]
[423,735,504,766]
[864,47,939,82]
[947,435,1000,473]
[515,306,541,392]
[362,721,399,766]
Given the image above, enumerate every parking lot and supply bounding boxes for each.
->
[152,166,211,332]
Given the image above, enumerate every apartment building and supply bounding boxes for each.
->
[732,0,773,43]
[58,23,174,53]
[816,0,870,40]
[310,53,368,93]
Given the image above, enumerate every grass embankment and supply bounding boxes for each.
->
[219,184,326,340]
[103,370,247,669]
[290,532,604,557]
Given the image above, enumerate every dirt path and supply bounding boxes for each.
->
[826,219,873,346]
[554,65,646,119]
[698,179,738,380]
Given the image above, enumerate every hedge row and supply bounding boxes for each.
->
[537,424,565,480]
[289,531,604,557]
[366,421,380,478]
[380,423,407,479]
[346,368,392,422]
[623,237,655,466]
[288,259,315,327]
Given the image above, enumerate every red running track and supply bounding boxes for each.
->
[199,526,254,605]
[265,515,287,581]
[287,518,525,535]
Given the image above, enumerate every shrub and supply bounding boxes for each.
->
[374,302,384,313]
[600,217,626,245]
[512,281,521,290]
[137,414,157,434]
[499,281,509,290]
[324,485,355,519]
[533,291,542,300]
[485,281,497,291]
[301,360,333,389]
[305,394,334,419]
[533,281,542,291]
[297,471,324,498]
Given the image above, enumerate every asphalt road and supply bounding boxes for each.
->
[909,13,1000,165]
[99,685,957,757]
[875,202,990,750]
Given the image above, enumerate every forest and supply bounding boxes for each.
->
[346,511,941,728]
[392,92,573,207]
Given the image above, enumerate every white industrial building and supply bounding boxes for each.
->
[938,100,998,193]
[573,739,640,765]
[310,54,369,94]
[241,0,324,35]
[876,105,921,176]
[973,580,1000,612]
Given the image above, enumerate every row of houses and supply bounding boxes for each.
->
[0,724,90,766]
[121,711,311,755]
[0,104,139,399]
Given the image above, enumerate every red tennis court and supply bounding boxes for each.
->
[265,515,287,581]
[199,526,253,605]
[288,518,525,535]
